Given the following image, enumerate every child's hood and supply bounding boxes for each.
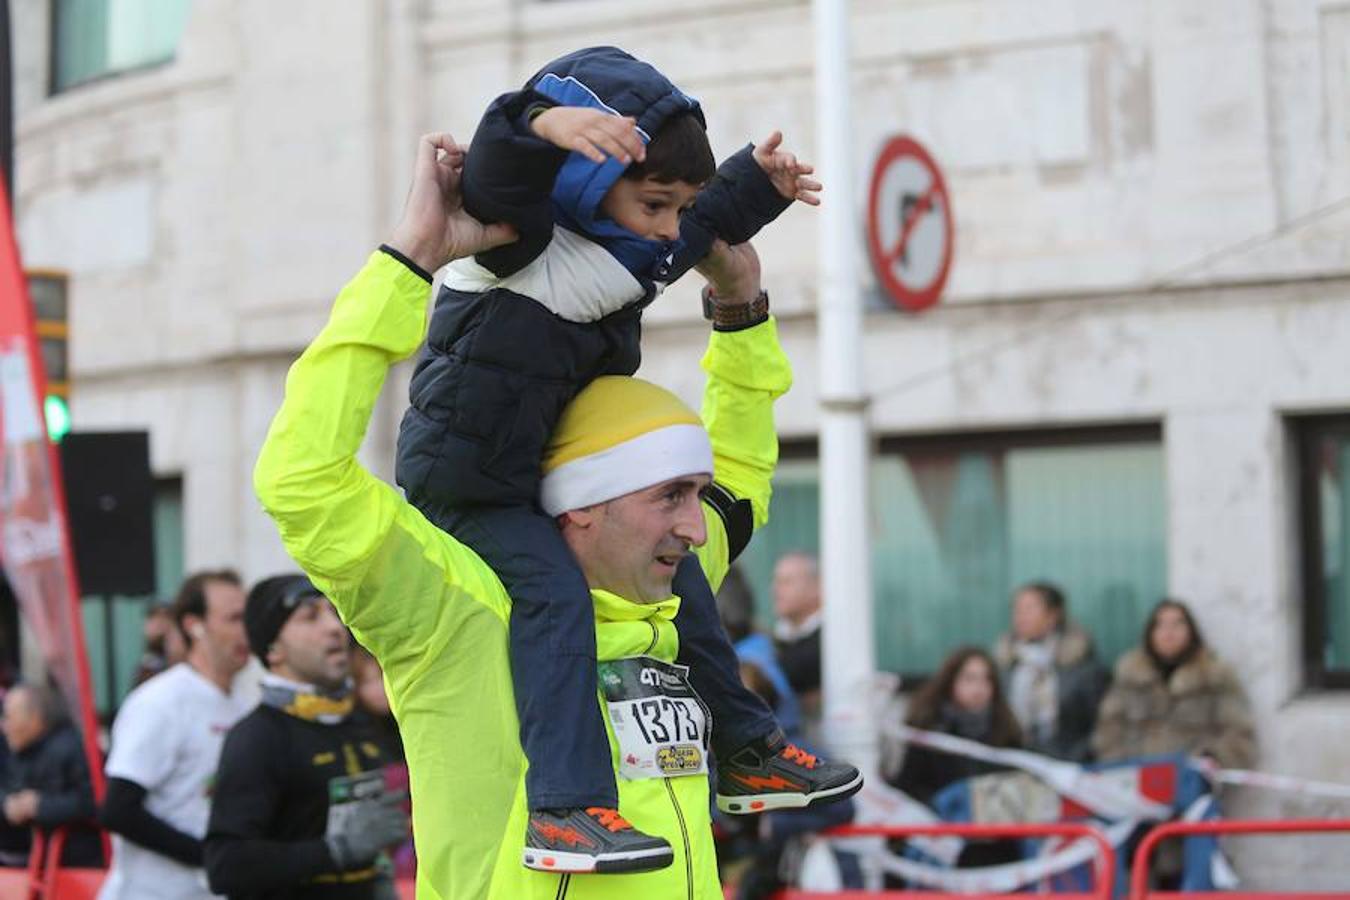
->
[526,46,703,248]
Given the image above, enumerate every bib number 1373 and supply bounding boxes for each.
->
[599,657,710,781]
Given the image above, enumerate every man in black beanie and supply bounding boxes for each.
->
[204,574,408,899]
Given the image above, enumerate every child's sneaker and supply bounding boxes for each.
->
[716,731,863,814]
[523,807,674,874]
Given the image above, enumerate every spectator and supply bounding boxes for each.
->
[1092,599,1255,768]
[350,647,414,880]
[887,646,1021,870]
[351,647,403,764]
[992,581,1107,762]
[718,568,854,900]
[99,569,254,900]
[205,575,406,899]
[772,552,822,712]
[717,567,801,740]
[131,601,187,687]
[0,683,101,866]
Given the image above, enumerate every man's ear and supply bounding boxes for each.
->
[558,508,596,531]
[182,615,205,642]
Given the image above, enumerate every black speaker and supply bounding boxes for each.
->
[59,432,156,596]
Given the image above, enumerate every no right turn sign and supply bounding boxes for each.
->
[865,135,954,312]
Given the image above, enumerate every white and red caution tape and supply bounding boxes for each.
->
[1208,766,1350,801]
[887,724,1172,820]
[887,723,1350,805]
[821,777,1138,893]
[796,724,1350,893]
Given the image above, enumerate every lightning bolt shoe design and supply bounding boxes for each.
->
[522,807,674,874]
[715,730,864,814]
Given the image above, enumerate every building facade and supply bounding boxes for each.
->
[13,0,1350,882]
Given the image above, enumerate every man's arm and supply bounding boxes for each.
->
[99,778,203,866]
[255,134,518,661]
[101,690,205,865]
[32,736,96,828]
[691,241,793,590]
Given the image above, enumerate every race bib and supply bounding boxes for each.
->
[599,656,710,781]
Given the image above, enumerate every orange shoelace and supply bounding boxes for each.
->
[781,744,818,769]
[586,807,633,832]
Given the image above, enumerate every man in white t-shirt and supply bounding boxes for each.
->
[98,570,254,900]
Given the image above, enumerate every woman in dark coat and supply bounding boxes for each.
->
[993,581,1109,763]
[888,646,1023,869]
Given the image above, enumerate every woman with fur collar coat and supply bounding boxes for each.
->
[1092,599,1256,768]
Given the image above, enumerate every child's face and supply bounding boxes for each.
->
[599,176,701,242]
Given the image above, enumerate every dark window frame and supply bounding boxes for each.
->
[779,420,1163,465]
[1296,415,1350,690]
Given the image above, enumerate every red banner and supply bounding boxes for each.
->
[0,176,104,798]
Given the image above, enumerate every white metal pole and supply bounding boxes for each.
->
[812,0,877,777]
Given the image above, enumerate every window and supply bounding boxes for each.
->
[52,0,194,92]
[735,426,1167,678]
[1297,417,1350,688]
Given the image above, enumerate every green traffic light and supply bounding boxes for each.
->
[45,395,71,442]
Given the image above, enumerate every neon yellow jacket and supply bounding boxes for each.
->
[254,252,792,900]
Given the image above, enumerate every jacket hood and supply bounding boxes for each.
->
[526,46,704,282]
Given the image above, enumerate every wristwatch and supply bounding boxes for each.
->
[701,286,770,332]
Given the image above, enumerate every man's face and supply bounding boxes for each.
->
[1,689,43,753]
[1011,589,1059,643]
[772,554,820,624]
[563,474,711,605]
[270,598,351,691]
[599,176,701,242]
[196,580,251,677]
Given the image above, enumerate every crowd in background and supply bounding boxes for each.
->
[0,556,1256,896]
[0,569,411,898]
[713,557,1257,898]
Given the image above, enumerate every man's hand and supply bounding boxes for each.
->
[530,107,647,166]
[753,131,822,206]
[696,239,762,305]
[324,793,409,870]
[3,790,38,826]
[386,133,518,274]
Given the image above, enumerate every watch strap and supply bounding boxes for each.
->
[702,286,770,332]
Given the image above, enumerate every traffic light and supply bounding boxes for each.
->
[25,270,70,442]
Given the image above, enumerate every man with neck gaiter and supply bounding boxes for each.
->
[204,575,408,900]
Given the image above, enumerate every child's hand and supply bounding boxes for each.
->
[753,131,822,206]
[531,107,647,166]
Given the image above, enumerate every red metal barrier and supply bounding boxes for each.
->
[32,828,105,899]
[1129,818,1350,900]
[0,830,45,900]
[771,822,1116,900]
